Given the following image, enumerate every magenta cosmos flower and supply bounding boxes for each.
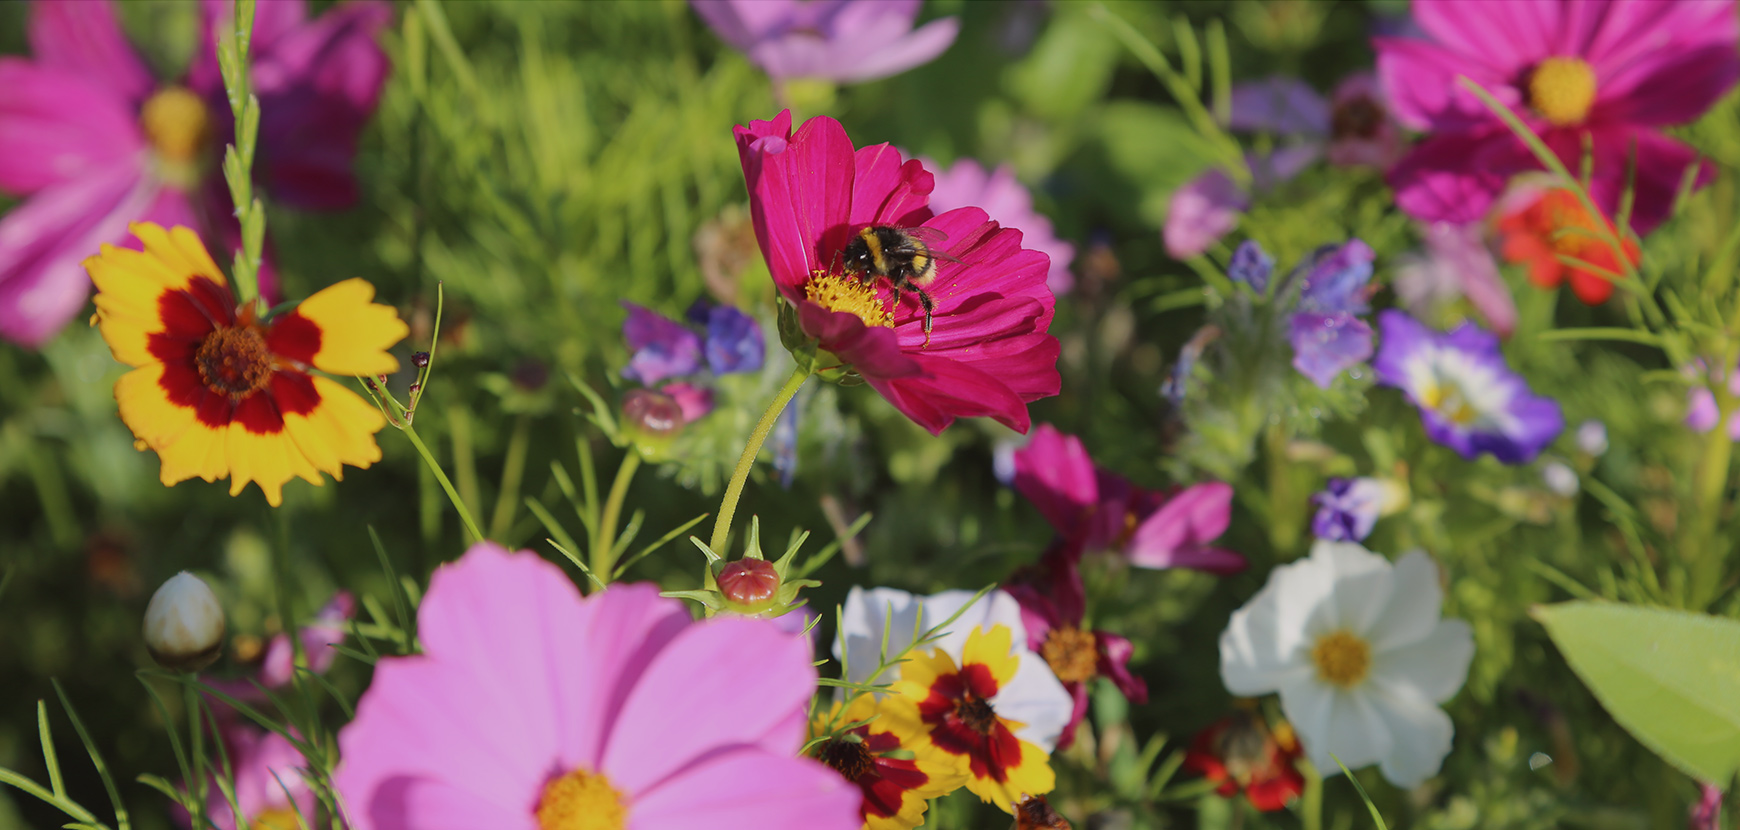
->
[0,0,390,346]
[735,110,1060,435]
[692,0,959,84]
[1378,0,1739,234]
[927,158,1076,296]
[335,542,858,830]
[178,723,315,830]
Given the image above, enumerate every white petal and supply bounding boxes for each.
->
[921,589,1028,661]
[1272,542,1388,654]
[1370,619,1475,704]
[1367,550,1443,652]
[996,652,1074,752]
[1309,541,1394,638]
[835,587,924,686]
[1279,675,1391,775]
[1220,584,1311,695]
[1368,685,1455,788]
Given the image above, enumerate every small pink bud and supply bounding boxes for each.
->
[623,389,684,438]
[411,351,431,369]
[718,559,779,608]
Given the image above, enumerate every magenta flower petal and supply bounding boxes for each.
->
[1095,632,1148,704]
[1126,482,1247,573]
[1387,128,1533,225]
[1164,168,1247,259]
[599,616,816,794]
[870,352,1034,435]
[849,144,934,231]
[795,300,920,379]
[735,111,851,297]
[0,60,143,195]
[1012,424,1100,537]
[629,749,860,830]
[189,0,315,93]
[928,159,1076,295]
[727,0,959,84]
[27,0,155,105]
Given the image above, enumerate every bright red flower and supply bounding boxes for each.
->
[733,110,1060,435]
[1496,187,1638,305]
[1183,710,1305,812]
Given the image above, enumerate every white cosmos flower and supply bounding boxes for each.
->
[835,586,1073,752]
[1219,541,1475,788]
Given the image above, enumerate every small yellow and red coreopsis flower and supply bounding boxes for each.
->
[809,695,965,830]
[87,223,407,506]
[884,625,1056,813]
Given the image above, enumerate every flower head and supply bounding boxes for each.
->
[809,695,966,830]
[336,542,860,830]
[0,0,391,346]
[1182,710,1305,811]
[1392,222,1518,338]
[1220,541,1475,787]
[1374,310,1563,464]
[182,724,314,830]
[1326,72,1404,170]
[692,0,959,84]
[688,299,767,375]
[1011,424,1246,573]
[735,111,1060,435]
[1164,169,1249,260]
[927,159,1076,296]
[1378,0,1738,233]
[1287,240,1376,389]
[1496,186,1638,305]
[882,625,1057,813]
[87,224,405,506]
[621,302,704,385]
[1684,360,1740,439]
[1310,477,1390,542]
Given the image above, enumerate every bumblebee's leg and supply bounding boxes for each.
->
[918,288,935,347]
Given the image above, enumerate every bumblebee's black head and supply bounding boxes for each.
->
[840,227,883,275]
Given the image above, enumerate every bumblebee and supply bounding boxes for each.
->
[840,224,959,338]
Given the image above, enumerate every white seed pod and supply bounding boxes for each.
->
[143,572,226,672]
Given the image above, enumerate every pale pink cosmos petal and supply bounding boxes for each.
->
[628,749,861,830]
[27,0,155,105]
[744,1,958,84]
[0,60,144,195]
[0,164,156,347]
[1164,168,1247,259]
[207,728,315,830]
[689,0,791,50]
[827,15,959,84]
[599,616,817,794]
[1426,221,1517,338]
[355,778,534,830]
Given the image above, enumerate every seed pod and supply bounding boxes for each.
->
[717,558,780,611]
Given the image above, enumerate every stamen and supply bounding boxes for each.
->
[805,270,893,329]
[954,694,999,734]
[195,326,274,399]
[536,768,627,830]
[1310,630,1371,688]
[1528,57,1597,127]
[1040,626,1100,685]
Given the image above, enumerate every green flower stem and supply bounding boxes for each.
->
[593,451,642,581]
[402,423,484,543]
[215,0,264,310]
[708,367,810,556]
[182,678,207,829]
[1687,354,1737,608]
[1300,759,1323,830]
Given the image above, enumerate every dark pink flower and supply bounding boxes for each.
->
[0,0,391,346]
[1012,424,1245,573]
[1377,0,1739,234]
[175,722,315,830]
[734,110,1060,435]
[205,591,355,704]
[1004,542,1147,750]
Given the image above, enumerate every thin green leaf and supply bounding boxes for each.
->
[1329,755,1389,829]
[52,681,128,830]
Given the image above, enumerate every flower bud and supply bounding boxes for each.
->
[143,572,225,672]
[717,558,780,611]
[411,351,431,369]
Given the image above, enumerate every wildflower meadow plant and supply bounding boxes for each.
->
[14,2,1740,830]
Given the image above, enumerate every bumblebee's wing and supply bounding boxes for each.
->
[903,226,966,264]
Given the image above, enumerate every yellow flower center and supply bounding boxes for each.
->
[536,768,627,830]
[196,326,275,400]
[250,808,301,830]
[1040,626,1100,685]
[142,86,211,164]
[1528,57,1597,127]
[805,270,893,329]
[1419,381,1479,425]
[1310,630,1371,688]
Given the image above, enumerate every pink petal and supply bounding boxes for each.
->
[1011,424,1100,536]
[599,617,817,795]
[735,111,853,297]
[1582,0,1738,82]
[628,749,860,830]
[849,144,933,230]
[1126,482,1247,573]
[1386,128,1532,225]
[0,164,156,347]
[0,60,143,195]
[347,777,535,830]
[1596,41,1740,126]
[1374,36,1521,132]
[27,0,155,104]
[1411,0,1555,79]
[188,0,312,95]
[831,15,959,84]
[1163,168,1246,259]
[868,352,1033,435]
[796,299,921,379]
[1095,632,1148,703]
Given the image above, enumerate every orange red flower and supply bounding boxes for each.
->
[810,696,965,830]
[1496,188,1638,305]
[87,223,406,506]
[1182,710,1305,812]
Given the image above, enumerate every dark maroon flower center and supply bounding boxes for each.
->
[954,693,998,734]
[1331,95,1383,140]
[818,737,875,780]
[196,326,273,399]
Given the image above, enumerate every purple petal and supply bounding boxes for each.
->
[1295,239,1375,314]
[1289,312,1374,389]
[27,0,156,105]
[1163,168,1246,259]
[1126,482,1246,574]
[1310,477,1384,542]
[620,302,704,385]
[1227,240,1273,292]
[703,305,766,375]
[1229,76,1330,136]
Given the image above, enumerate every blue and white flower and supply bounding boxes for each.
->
[1311,476,1400,542]
[1373,310,1563,464]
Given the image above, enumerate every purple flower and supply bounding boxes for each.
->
[1279,240,1377,388]
[620,301,704,385]
[688,300,766,375]
[1164,169,1248,259]
[0,0,391,347]
[1229,76,1330,135]
[1377,0,1738,234]
[1227,240,1274,292]
[1311,477,1386,541]
[1375,310,1563,464]
[1685,361,1740,439]
[690,0,959,83]
[1296,239,1374,314]
[927,158,1076,295]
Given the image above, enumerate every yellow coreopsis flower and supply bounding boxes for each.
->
[809,695,966,830]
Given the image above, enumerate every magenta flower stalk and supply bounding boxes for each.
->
[0,0,391,346]
[734,110,1060,435]
[1377,0,1739,234]
[691,0,959,84]
[927,158,1077,296]
[336,542,859,830]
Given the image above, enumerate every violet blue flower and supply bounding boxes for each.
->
[1310,477,1386,542]
[691,0,959,84]
[1251,239,1376,389]
[621,301,704,385]
[1375,310,1563,464]
[928,158,1076,295]
[1227,240,1274,293]
[688,300,766,375]
[1377,0,1739,234]
[0,0,391,347]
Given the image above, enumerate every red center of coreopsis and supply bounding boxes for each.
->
[1497,188,1638,305]
[814,728,932,821]
[1040,626,1098,685]
[196,326,273,398]
[1332,95,1384,140]
[918,663,1024,783]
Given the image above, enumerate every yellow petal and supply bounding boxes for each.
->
[294,278,408,376]
[962,625,1020,690]
[965,736,1055,814]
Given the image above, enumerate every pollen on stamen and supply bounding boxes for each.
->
[805,270,894,329]
[195,326,274,399]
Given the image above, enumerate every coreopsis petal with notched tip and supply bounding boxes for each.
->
[809,695,966,830]
[734,110,1060,435]
[87,223,406,506]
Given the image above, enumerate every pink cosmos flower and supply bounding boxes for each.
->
[0,0,391,346]
[1392,221,1518,337]
[927,158,1077,296]
[1377,0,1739,234]
[1011,424,1246,573]
[335,542,859,830]
[179,724,315,830]
[691,0,959,84]
[206,592,355,704]
[734,110,1060,435]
